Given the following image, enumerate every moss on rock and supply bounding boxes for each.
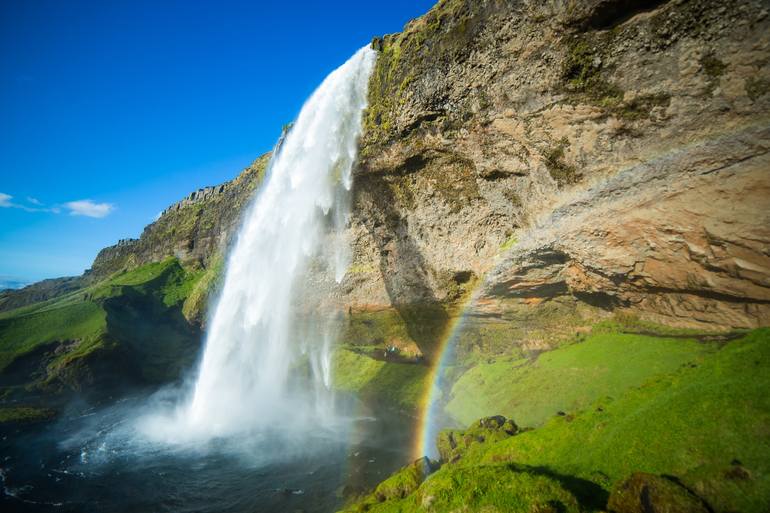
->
[437,415,518,463]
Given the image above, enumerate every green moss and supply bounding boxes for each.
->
[363,0,485,149]
[700,54,727,79]
[182,253,225,322]
[499,234,518,252]
[437,416,518,463]
[614,92,671,121]
[341,309,415,348]
[746,76,770,101]
[342,465,582,513]
[562,39,623,109]
[387,177,417,210]
[373,457,431,502]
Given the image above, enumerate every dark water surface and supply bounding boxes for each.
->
[0,396,414,513]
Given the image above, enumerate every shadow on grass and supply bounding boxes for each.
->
[506,463,609,511]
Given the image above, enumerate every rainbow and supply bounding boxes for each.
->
[411,287,484,460]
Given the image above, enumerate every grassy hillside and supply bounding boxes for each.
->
[332,347,430,411]
[0,258,208,417]
[341,328,770,512]
[446,330,719,427]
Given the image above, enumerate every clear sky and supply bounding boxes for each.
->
[0,0,436,284]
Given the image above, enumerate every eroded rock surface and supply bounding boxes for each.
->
[334,0,770,343]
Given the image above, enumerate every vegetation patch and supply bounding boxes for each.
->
[700,53,727,79]
[363,0,489,150]
[746,76,770,102]
[613,92,670,121]
[342,462,582,513]
[332,348,429,411]
[561,38,624,109]
[543,138,581,186]
[182,253,225,323]
[0,258,204,395]
[343,329,770,512]
[446,329,716,427]
[341,309,417,349]
[475,328,770,512]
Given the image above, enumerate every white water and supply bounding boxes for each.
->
[149,47,375,442]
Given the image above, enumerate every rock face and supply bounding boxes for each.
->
[486,125,770,329]
[332,0,770,347]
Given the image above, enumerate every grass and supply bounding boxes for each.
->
[343,328,770,512]
[182,253,225,322]
[471,328,770,512]
[0,257,204,392]
[332,348,430,411]
[0,301,105,371]
[543,138,580,186]
[446,331,717,427]
[342,463,583,513]
[341,309,415,348]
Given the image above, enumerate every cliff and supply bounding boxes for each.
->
[327,0,770,365]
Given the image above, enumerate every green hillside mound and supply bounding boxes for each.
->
[341,328,770,512]
[0,258,207,414]
[447,327,721,427]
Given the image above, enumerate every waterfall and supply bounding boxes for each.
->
[178,46,375,439]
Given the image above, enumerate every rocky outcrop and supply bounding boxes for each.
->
[485,124,770,329]
[89,154,270,278]
[334,0,770,345]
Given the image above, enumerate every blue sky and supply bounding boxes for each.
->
[0,0,436,283]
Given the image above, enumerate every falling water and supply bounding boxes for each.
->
[178,46,375,439]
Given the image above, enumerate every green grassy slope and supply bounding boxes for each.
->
[0,301,106,371]
[332,348,430,411]
[341,328,770,513]
[0,257,206,407]
[446,331,718,427]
